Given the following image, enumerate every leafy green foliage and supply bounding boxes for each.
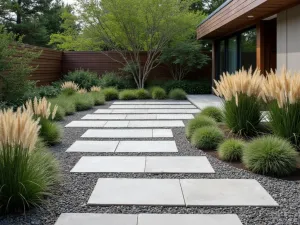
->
[119,90,138,100]
[224,94,262,136]
[0,141,60,214]
[39,118,62,145]
[89,92,105,105]
[160,41,210,80]
[102,88,119,101]
[135,89,150,99]
[49,95,76,115]
[190,0,226,14]
[268,101,300,146]
[186,115,217,139]
[63,69,100,91]
[151,87,167,100]
[191,126,224,149]
[38,85,61,98]
[243,136,298,177]
[100,72,135,89]
[199,106,223,122]
[52,105,65,121]
[169,88,187,100]
[218,139,245,162]
[72,93,94,111]
[0,27,40,107]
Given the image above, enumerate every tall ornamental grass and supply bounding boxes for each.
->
[261,70,300,145]
[213,68,264,136]
[0,109,59,214]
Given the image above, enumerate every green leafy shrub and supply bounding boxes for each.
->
[102,87,119,101]
[100,72,135,89]
[169,88,187,100]
[72,93,94,111]
[151,87,166,99]
[49,96,76,115]
[38,86,61,98]
[185,115,217,139]
[218,139,245,162]
[243,136,298,176]
[191,126,224,149]
[39,118,62,145]
[119,89,138,100]
[199,106,223,122]
[63,69,100,90]
[89,92,105,105]
[135,89,150,99]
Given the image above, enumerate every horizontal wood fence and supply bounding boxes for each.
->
[25,46,212,86]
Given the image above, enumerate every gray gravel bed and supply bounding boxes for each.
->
[1,101,300,225]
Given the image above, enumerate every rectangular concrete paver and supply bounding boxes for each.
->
[104,121,129,127]
[147,109,200,114]
[82,129,173,138]
[125,114,157,119]
[156,114,194,119]
[145,156,214,173]
[66,141,119,153]
[138,214,243,225]
[116,141,178,153]
[88,178,185,206]
[128,120,185,127]
[93,109,113,113]
[82,114,127,120]
[180,179,279,207]
[113,101,191,105]
[110,105,196,109]
[83,114,194,120]
[71,156,146,173]
[94,109,200,114]
[54,213,137,225]
[65,121,107,128]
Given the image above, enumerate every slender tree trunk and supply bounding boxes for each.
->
[17,0,22,24]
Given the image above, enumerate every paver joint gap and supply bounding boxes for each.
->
[114,141,121,152]
[179,179,187,206]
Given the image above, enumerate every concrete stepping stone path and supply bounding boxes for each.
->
[109,105,196,109]
[70,156,215,173]
[66,140,178,153]
[88,178,278,207]
[55,213,243,225]
[81,129,173,138]
[113,101,192,105]
[94,109,200,114]
[65,120,185,128]
[82,114,194,120]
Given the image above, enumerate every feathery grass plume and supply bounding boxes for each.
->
[61,81,79,91]
[261,69,300,145]
[77,88,87,94]
[213,68,264,136]
[24,97,58,120]
[0,108,40,151]
[90,86,101,92]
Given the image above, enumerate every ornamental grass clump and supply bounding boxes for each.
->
[72,93,95,111]
[218,139,245,162]
[243,136,298,177]
[213,68,264,136]
[119,89,138,100]
[0,109,59,214]
[151,87,167,99]
[61,81,79,95]
[191,126,224,149]
[135,89,150,99]
[90,86,101,92]
[199,106,223,122]
[185,115,217,139]
[102,87,119,101]
[261,69,300,145]
[77,88,87,94]
[169,88,187,100]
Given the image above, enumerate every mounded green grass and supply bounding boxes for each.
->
[51,104,65,121]
[49,96,76,116]
[102,87,119,101]
[119,89,138,100]
[199,106,223,122]
[169,88,187,100]
[151,87,166,100]
[185,115,217,139]
[61,88,76,96]
[39,118,62,145]
[72,93,94,111]
[0,140,60,214]
[88,92,105,105]
[191,126,225,149]
[242,136,298,177]
[135,89,150,99]
[217,139,245,162]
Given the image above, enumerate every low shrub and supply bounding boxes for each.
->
[39,118,62,145]
[88,92,105,105]
[185,115,217,139]
[199,106,223,122]
[217,139,245,162]
[242,136,298,177]
[38,86,61,98]
[51,105,65,121]
[169,88,187,100]
[49,96,76,115]
[100,72,135,89]
[72,93,94,111]
[119,89,138,100]
[63,69,100,90]
[102,87,119,101]
[151,87,166,99]
[191,126,224,149]
[0,109,59,214]
[61,81,79,96]
[135,89,150,99]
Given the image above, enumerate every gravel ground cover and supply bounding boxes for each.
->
[1,101,300,225]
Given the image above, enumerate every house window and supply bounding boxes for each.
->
[216,28,256,78]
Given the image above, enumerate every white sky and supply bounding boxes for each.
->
[63,0,76,5]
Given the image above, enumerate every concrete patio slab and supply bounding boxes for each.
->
[82,114,127,120]
[156,114,194,119]
[147,109,200,114]
[125,114,157,119]
[116,141,177,153]
[138,214,243,225]
[152,129,173,137]
[82,129,173,138]
[110,105,196,109]
[66,140,119,152]
[65,121,107,128]
[88,178,185,206]
[113,101,191,105]
[54,213,137,225]
[94,109,200,114]
[180,179,278,207]
[104,121,130,127]
[187,95,223,109]
[127,120,185,127]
